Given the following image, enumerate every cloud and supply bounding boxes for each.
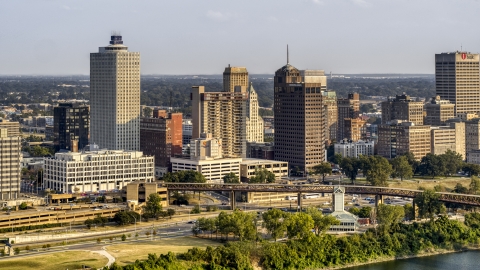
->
[206,10,233,21]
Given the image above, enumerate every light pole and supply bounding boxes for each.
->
[133,215,137,236]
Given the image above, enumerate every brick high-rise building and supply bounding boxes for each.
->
[0,128,21,200]
[337,93,359,141]
[377,121,431,160]
[140,109,182,169]
[274,50,326,174]
[381,94,424,125]
[344,118,367,142]
[322,91,338,143]
[246,83,264,142]
[90,34,140,151]
[223,65,249,93]
[191,86,247,158]
[54,103,89,152]
[424,95,455,126]
[436,52,480,115]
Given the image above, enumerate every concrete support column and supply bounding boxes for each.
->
[375,194,383,207]
[230,191,236,210]
[297,192,302,211]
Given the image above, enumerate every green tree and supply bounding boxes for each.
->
[313,162,332,183]
[376,204,405,233]
[463,163,480,177]
[143,193,163,220]
[121,234,126,241]
[305,207,339,235]
[262,209,288,241]
[439,150,464,176]
[404,203,415,221]
[113,211,140,225]
[330,153,343,165]
[414,189,443,220]
[143,107,153,117]
[469,176,480,195]
[358,206,372,218]
[249,168,276,183]
[401,152,420,174]
[361,155,393,186]
[419,153,446,178]
[285,212,314,240]
[19,202,28,210]
[166,208,176,219]
[391,155,413,180]
[223,172,240,184]
[191,204,201,214]
[453,183,468,194]
[340,157,362,184]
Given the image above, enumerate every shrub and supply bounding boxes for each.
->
[121,234,126,241]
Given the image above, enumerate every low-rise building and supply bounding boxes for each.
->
[334,139,374,158]
[43,148,155,193]
[240,158,288,182]
[170,157,243,183]
[124,181,168,207]
[467,149,480,165]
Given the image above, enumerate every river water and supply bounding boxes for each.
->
[342,250,480,270]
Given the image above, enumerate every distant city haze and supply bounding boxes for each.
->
[1,0,480,75]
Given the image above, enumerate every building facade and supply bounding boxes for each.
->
[190,133,223,160]
[424,96,455,126]
[90,35,141,151]
[140,110,182,169]
[465,118,480,155]
[43,149,154,193]
[430,122,465,159]
[170,157,242,183]
[435,52,480,115]
[0,128,21,200]
[337,93,360,141]
[246,83,264,142]
[381,94,424,125]
[223,65,249,93]
[246,141,274,160]
[344,118,367,141]
[274,57,326,173]
[240,159,289,182]
[377,121,431,160]
[322,91,338,143]
[334,139,374,158]
[191,86,247,158]
[53,103,90,152]
[0,120,20,137]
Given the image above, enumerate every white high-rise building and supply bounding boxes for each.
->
[0,128,21,200]
[246,83,264,142]
[90,34,141,151]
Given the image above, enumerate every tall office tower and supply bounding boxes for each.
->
[0,128,21,200]
[465,118,480,155]
[191,86,247,158]
[140,109,183,170]
[337,93,360,141]
[246,83,264,142]
[223,65,249,92]
[377,121,431,160]
[424,95,455,126]
[90,34,140,151]
[273,51,326,174]
[344,118,367,141]
[53,103,90,152]
[436,52,480,115]
[0,119,20,137]
[322,91,338,143]
[381,94,424,125]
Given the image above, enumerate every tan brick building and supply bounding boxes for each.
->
[381,94,424,125]
[0,128,21,200]
[344,118,367,142]
[337,93,360,141]
[377,121,431,160]
[430,122,465,159]
[322,91,338,143]
[424,96,455,126]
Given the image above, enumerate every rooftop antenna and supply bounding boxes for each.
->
[287,44,289,65]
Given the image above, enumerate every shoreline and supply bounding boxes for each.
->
[322,245,480,269]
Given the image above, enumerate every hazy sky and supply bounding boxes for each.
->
[1,0,480,75]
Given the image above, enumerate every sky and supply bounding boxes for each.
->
[1,0,480,75]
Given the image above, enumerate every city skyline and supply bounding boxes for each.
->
[2,1,480,75]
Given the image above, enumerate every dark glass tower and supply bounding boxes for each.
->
[54,103,89,152]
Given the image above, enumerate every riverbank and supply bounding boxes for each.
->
[326,245,480,270]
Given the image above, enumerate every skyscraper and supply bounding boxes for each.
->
[0,128,21,200]
[53,103,89,152]
[322,91,338,144]
[223,65,249,92]
[90,34,140,151]
[435,52,480,115]
[246,82,264,142]
[381,94,424,125]
[337,93,360,141]
[274,48,326,174]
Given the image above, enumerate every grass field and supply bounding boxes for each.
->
[0,251,108,270]
[348,177,472,192]
[106,236,221,266]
